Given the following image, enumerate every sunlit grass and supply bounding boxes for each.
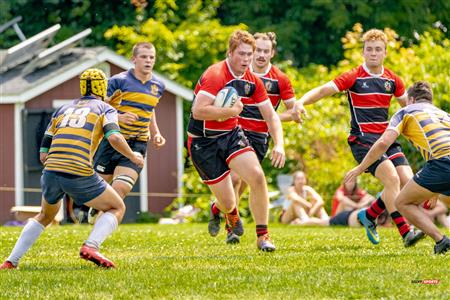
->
[0,224,448,299]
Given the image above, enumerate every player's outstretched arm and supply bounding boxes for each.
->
[192,94,243,120]
[291,84,337,123]
[259,102,285,168]
[344,129,399,183]
[277,100,295,122]
[107,133,144,167]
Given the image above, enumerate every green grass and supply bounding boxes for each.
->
[0,224,448,299]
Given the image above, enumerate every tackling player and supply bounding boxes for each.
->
[291,29,424,247]
[345,81,450,254]
[0,69,143,269]
[187,30,285,251]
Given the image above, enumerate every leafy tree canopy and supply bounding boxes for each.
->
[218,0,450,67]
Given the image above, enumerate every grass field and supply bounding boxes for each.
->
[0,223,448,299]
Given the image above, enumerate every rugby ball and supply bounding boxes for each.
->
[214,86,239,108]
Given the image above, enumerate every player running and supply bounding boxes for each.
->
[0,69,143,270]
[207,32,297,244]
[187,30,285,251]
[345,81,450,254]
[291,29,424,247]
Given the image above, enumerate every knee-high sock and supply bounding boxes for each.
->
[390,211,411,238]
[366,196,386,221]
[84,212,118,250]
[7,218,45,266]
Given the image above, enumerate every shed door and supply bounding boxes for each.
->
[22,109,53,206]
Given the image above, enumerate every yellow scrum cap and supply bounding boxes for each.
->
[80,68,108,100]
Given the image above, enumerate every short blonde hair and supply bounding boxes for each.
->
[228,30,256,53]
[253,32,277,50]
[362,29,387,48]
[132,42,155,57]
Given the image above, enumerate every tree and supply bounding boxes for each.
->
[0,0,140,48]
[218,0,450,67]
[104,0,244,88]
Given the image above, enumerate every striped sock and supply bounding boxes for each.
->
[256,224,268,237]
[211,202,220,215]
[228,207,238,215]
[390,211,410,238]
[225,207,238,233]
[366,196,386,222]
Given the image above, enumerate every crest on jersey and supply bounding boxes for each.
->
[244,83,251,95]
[151,84,159,95]
[384,81,392,93]
[264,80,272,92]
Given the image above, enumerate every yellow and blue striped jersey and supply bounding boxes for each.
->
[40,96,120,176]
[107,70,165,142]
[388,102,450,161]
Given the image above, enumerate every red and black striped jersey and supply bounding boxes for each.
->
[331,63,406,136]
[239,64,295,133]
[187,60,269,137]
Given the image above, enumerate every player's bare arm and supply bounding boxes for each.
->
[107,133,144,167]
[149,111,166,148]
[344,129,399,183]
[397,94,408,107]
[277,100,295,122]
[39,152,48,164]
[291,84,336,123]
[258,101,285,168]
[192,93,243,120]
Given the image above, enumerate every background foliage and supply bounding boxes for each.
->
[219,0,450,67]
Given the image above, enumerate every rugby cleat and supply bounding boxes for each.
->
[80,244,116,268]
[403,230,426,247]
[0,261,16,270]
[257,234,276,252]
[225,232,240,244]
[434,236,450,254]
[225,213,244,236]
[357,209,380,244]
[208,203,221,237]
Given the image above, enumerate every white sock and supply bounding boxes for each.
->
[84,212,118,250]
[7,218,45,266]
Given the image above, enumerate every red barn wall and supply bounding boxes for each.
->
[0,105,16,223]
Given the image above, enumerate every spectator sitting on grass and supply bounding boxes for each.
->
[331,176,375,217]
[280,171,329,224]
